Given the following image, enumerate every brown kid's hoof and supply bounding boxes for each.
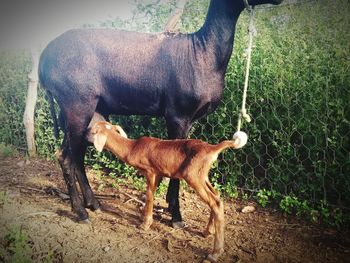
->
[204,253,218,263]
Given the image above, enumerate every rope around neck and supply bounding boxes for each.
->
[237,2,255,132]
[243,0,252,11]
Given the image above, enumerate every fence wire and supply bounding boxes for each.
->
[0,0,349,219]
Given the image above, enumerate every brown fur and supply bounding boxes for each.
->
[89,121,242,262]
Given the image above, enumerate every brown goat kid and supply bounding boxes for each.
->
[89,121,245,262]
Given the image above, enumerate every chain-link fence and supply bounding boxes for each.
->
[0,0,349,224]
[190,0,350,216]
[95,0,350,222]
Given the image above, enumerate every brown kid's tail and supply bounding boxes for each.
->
[214,139,241,153]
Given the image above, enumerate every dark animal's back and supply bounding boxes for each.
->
[39,29,169,85]
[38,28,195,116]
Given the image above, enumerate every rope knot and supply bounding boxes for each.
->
[243,0,252,12]
[248,21,257,36]
[236,1,255,134]
[241,109,251,123]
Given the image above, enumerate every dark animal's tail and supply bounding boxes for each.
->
[46,91,60,139]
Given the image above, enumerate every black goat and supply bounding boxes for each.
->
[39,0,283,225]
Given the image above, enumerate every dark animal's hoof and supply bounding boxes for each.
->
[79,218,91,224]
[93,208,102,214]
[85,200,100,211]
[172,221,185,229]
[75,207,89,223]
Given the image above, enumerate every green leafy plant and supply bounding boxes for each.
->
[256,189,279,207]
[0,0,349,227]
[2,226,32,263]
[0,226,54,263]
[280,195,301,214]
[155,181,168,198]
[0,191,9,207]
[131,176,146,192]
[0,143,17,158]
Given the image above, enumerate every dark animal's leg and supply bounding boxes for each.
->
[165,116,192,228]
[57,135,89,221]
[68,113,100,212]
[61,107,100,220]
[166,179,182,225]
[73,141,100,211]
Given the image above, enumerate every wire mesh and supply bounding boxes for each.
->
[0,0,349,217]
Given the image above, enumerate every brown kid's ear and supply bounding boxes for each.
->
[93,133,107,152]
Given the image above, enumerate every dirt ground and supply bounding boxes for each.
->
[0,156,349,263]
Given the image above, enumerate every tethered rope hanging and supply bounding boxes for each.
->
[232,0,256,148]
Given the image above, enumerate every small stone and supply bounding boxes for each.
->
[17,161,25,167]
[103,245,110,252]
[241,205,255,213]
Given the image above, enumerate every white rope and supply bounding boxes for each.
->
[237,3,255,132]
[243,0,252,11]
[231,1,255,148]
